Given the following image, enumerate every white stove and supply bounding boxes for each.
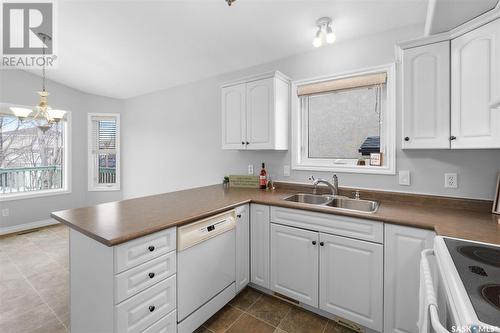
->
[431,236,500,333]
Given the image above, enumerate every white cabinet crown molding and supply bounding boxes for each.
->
[220,70,291,88]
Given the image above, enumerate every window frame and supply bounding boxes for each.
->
[0,108,72,202]
[87,113,121,192]
[291,63,396,175]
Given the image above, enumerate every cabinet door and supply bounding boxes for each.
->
[270,224,319,307]
[250,204,270,288]
[319,233,383,331]
[235,204,250,293]
[384,225,435,333]
[451,18,500,148]
[246,78,274,149]
[221,83,246,149]
[402,41,450,149]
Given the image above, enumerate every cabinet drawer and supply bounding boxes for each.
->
[115,251,176,304]
[115,275,176,333]
[115,228,176,273]
[141,310,176,333]
[270,207,383,243]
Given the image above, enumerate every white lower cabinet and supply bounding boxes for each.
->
[142,310,177,333]
[250,204,270,288]
[235,204,250,293]
[115,275,176,333]
[69,228,177,333]
[319,233,383,331]
[384,224,435,333]
[268,206,383,332]
[270,223,319,307]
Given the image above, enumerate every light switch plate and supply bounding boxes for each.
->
[2,208,9,217]
[399,170,411,186]
[283,165,290,177]
[247,164,254,175]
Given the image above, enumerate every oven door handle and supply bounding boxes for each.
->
[421,249,450,333]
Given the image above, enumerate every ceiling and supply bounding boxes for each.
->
[34,0,428,99]
[425,0,499,35]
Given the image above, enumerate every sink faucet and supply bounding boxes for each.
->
[310,174,339,196]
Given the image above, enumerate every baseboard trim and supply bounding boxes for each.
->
[0,219,60,236]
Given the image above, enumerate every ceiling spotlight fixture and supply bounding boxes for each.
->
[225,0,236,6]
[313,17,336,48]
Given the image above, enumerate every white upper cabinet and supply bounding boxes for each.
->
[221,83,246,149]
[451,18,500,149]
[402,41,451,149]
[246,78,274,150]
[221,71,290,150]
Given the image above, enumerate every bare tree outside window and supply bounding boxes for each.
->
[0,115,65,194]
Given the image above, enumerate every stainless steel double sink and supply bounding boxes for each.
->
[283,193,379,213]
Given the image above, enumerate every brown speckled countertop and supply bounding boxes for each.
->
[51,184,500,246]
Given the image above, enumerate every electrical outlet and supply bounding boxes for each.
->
[1,208,9,217]
[445,173,458,188]
[247,164,254,175]
[399,170,411,186]
[283,165,290,177]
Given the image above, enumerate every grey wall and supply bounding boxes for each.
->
[123,25,500,200]
[0,70,124,229]
[2,24,499,231]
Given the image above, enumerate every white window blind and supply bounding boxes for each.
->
[88,114,120,191]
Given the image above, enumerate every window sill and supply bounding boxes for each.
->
[88,186,121,192]
[0,189,71,202]
[292,164,396,175]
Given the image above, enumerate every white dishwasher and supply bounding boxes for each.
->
[177,210,236,331]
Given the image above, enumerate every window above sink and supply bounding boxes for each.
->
[291,64,396,175]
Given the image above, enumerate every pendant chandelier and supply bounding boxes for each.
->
[9,33,66,130]
[31,33,54,132]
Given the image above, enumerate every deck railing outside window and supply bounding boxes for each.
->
[0,166,63,194]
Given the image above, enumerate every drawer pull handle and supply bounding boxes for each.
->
[148,246,155,252]
[148,305,155,312]
[148,272,155,279]
[312,241,317,245]
[320,242,324,246]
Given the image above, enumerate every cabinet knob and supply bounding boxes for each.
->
[148,246,155,252]
[246,141,250,145]
[241,141,245,145]
[312,241,317,245]
[450,136,456,141]
[236,214,242,218]
[319,242,324,246]
[404,137,410,141]
[148,305,155,312]
[148,272,155,279]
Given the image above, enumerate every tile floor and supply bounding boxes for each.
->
[0,224,69,333]
[0,225,356,333]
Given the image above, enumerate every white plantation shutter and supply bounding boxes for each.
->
[88,114,120,190]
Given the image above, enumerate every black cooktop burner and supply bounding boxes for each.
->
[458,246,500,268]
[481,285,500,310]
[445,238,500,328]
